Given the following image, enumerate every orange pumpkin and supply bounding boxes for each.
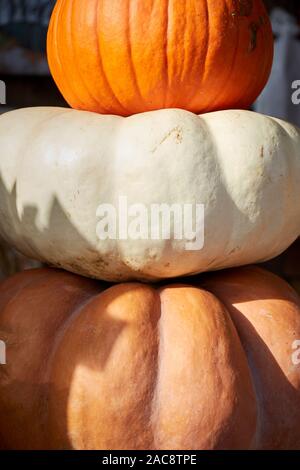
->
[47,0,274,116]
[0,266,299,450]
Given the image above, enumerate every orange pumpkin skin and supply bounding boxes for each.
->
[0,266,299,450]
[47,0,274,116]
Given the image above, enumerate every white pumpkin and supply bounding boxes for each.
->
[0,107,299,282]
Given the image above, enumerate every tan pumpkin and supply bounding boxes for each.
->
[47,0,274,116]
[0,265,299,450]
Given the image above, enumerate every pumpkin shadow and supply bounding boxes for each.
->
[0,269,127,450]
[0,172,110,279]
[0,309,127,450]
[0,164,133,449]
[158,271,300,448]
[199,267,300,450]
[227,308,300,450]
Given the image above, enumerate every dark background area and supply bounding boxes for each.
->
[265,0,299,16]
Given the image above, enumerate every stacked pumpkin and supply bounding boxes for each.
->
[0,0,300,450]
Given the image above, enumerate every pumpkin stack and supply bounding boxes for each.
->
[0,0,300,451]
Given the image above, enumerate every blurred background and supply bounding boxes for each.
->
[0,0,299,289]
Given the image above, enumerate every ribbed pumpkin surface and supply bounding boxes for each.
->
[0,266,299,449]
[47,0,274,116]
